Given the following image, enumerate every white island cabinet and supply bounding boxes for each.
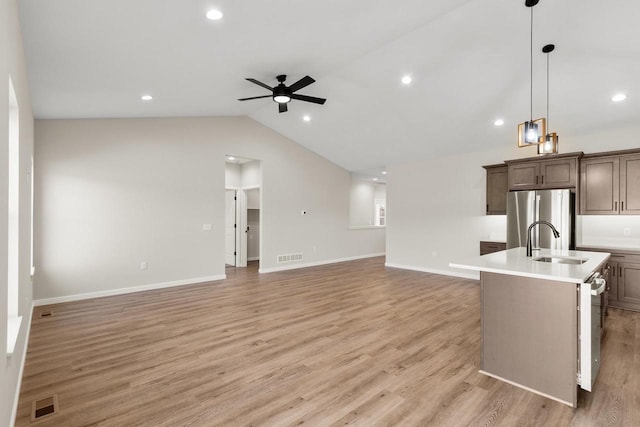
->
[450,248,610,407]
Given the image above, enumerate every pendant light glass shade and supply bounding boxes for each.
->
[538,132,558,154]
[518,118,546,147]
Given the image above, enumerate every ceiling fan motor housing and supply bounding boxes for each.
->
[273,84,292,103]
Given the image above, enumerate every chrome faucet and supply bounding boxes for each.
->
[526,220,560,257]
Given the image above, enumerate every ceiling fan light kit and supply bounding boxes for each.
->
[238,74,326,113]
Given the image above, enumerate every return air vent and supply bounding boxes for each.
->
[31,395,58,421]
[277,253,303,264]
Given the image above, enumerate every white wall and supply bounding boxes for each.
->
[224,162,241,189]
[350,179,375,225]
[350,178,386,226]
[241,160,261,188]
[386,131,640,279]
[1,0,35,425]
[34,117,386,301]
[246,188,260,210]
[247,209,260,260]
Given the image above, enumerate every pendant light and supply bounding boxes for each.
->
[539,43,559,154]
[518,0,546,147]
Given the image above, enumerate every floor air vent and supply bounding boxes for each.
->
[31,395,58,421]
[277,253,303,263]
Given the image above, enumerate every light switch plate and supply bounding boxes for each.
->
[202,224,212,231]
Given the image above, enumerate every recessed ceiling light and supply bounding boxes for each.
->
[381,171,387,175]
[227,156,235,161]
[494,119,504,126]
[401,75,412,85]
[206,9,223,20]
[373,178,378,181]
[141,95,153,101]
[303,115,311,122]
[612,93,627,102]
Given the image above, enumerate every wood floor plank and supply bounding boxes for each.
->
[15,257,640,426]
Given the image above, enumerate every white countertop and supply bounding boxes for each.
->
[450,247,611,284]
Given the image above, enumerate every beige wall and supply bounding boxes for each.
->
[1,0,35,425]
[224,162,241,188]
[386,128,640,278]
[34,117,385,301]
[350,178,386,226]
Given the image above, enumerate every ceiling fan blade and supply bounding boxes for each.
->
[290,93,327,105]
[288,76,315,93]
[238,95,272,101]
[278,103,288,113]
[246,78,273,91]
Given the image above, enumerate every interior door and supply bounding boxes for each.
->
[235,190,248,267]
[224,190,236,266]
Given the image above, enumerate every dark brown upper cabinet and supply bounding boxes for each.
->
[580,150,640,215]
[620,153,640,215]
[483,164,508,215]
[506,153,581,191]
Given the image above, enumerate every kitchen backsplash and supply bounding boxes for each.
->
[577,215,640,249]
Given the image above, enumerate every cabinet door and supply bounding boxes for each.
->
[508,162,540,190]
[608,258,622,302]
[540,158,577,189]
[580,157,620,215]
[486,166,508,215]
[619,262,640,307]
[620,154,640,215]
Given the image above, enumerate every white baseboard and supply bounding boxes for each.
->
[384,262,479,280]
[259,253,385,274]
[10,303,33,427]
[33,274,227,306]
[247,257,260,261]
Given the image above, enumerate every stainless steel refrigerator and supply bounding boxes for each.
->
[506,189,575,251]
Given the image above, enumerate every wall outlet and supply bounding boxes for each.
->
[202,224,212,231]
[432,251,437,257]
[313,246,317,253]
[140,261,148,270]
[624,227,632,236]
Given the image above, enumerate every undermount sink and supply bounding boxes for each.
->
[532,256,588,265]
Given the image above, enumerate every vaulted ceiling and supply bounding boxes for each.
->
[18,0,640,171]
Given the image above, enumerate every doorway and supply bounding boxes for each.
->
[246,188,261,262]
[224,190,236,266]
[225,156,261,269]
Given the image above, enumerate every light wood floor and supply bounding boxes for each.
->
[16,257,640,426]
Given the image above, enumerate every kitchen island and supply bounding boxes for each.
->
[450,247,610,407]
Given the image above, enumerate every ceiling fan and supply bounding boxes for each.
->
[238,74,327,113]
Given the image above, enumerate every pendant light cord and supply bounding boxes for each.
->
[530,6,533,122]
[546,51,550,131]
